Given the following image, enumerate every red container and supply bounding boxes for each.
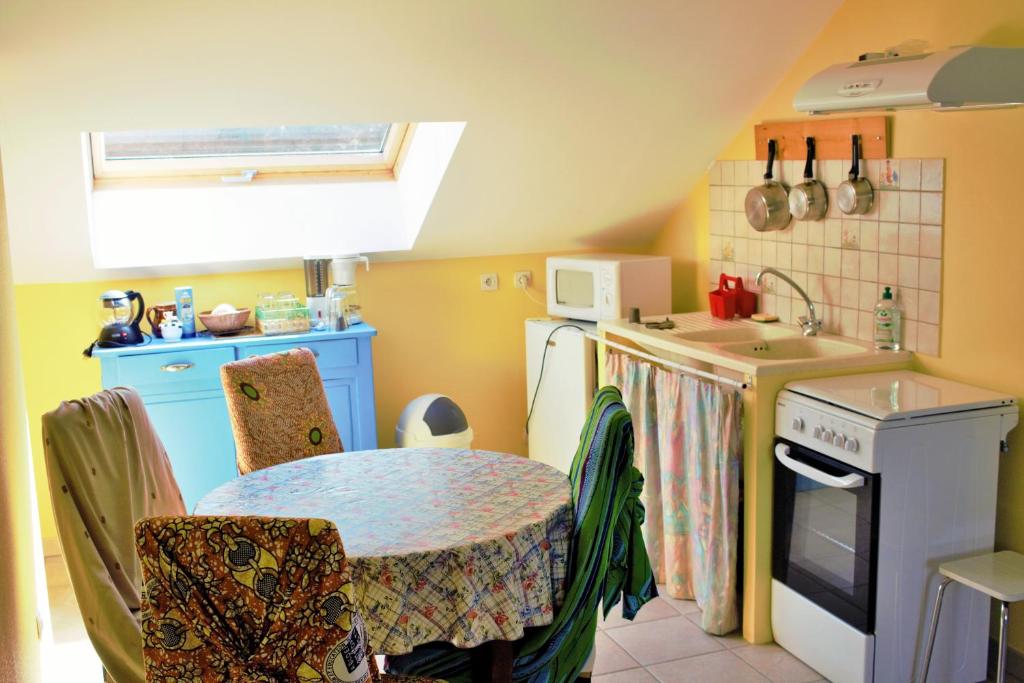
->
[709,274,758,319]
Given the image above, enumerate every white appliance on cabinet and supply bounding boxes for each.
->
[772,371,1018,683]
[546,254,671,322]
[525,319,597,474]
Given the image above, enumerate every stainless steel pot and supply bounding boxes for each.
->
[788,137,827,221]
[745,139,791,231]
[837,134,874,215]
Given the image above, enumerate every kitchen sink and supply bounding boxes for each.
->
[675,326,796,344]
[717,337,869,361]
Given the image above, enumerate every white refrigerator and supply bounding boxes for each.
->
[524,318,597,474]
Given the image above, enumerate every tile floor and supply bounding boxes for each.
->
[41,558,1022,683]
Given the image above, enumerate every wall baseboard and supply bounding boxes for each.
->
[989,638,1024,678]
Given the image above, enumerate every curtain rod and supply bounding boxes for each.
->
[584,332,750,391]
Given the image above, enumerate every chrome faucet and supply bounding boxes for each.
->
[755,267,822,336]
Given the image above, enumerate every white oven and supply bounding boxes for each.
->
[772,372,1017,683]
[546,254,671,322]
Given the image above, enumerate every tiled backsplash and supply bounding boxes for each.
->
[708,158,944,355]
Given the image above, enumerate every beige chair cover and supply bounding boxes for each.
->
[42,387,186,683]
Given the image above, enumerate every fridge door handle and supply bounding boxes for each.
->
[775,443,865,489]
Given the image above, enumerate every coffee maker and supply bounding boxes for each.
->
[84,289,146,356]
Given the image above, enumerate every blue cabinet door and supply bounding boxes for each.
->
[145,392,237,511]
[323,378,358,451]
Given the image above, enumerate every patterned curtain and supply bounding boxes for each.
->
[604,353,663,582]
[606,352,743,635]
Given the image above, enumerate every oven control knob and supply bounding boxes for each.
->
[812,425,823,439]
[822,429,834,442]
[791,417,804,432]
[833,433,846,448]
[845,437,860,453]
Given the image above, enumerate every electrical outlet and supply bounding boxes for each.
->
[480,273,498,291]
[513,270,532,289]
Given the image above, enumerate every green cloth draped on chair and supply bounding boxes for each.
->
[385,385,657,682]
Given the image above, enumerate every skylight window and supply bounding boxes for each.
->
[90,123,409,180]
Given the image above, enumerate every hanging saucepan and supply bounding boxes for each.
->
[745,139,791,231]
[788,137,827,221]
[837,134,874,215]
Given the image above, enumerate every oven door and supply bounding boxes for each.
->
[772,438,879,634]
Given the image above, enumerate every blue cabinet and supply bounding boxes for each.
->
[93,325,378,510]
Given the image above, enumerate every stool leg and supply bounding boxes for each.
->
[997,601,1009,683]
[919,577,953,683]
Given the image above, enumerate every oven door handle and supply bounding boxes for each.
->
[775,443,865,489]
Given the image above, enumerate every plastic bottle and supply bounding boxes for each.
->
[873,286,901,350]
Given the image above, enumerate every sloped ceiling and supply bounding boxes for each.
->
[0,0,842,283]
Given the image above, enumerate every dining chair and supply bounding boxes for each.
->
[220,347,343,475]
[135,515,440,682]
[42,386,187,683]
[385,385,656,682]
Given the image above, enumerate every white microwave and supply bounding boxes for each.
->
[546,254,672,322]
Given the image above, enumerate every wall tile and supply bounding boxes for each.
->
[919,290,940,324]
[859,251,878,282]
[859,281,878,311]
[807,245,824,274]
[825,219,843,248]
[721,161,735,186]
[841,278,859,309]
[879,159,900,190]
[824,276,842,306]
[879,223,899,254]
[709,157,943,350]
[808,222,825,246]
[920,192,943,225]
[900,159,921,190]
[777,243,792,270]
[878,253,898,284]
[919,258,942,292]
[921,159,944,192]
[900,287,919,321]
[899,191,921,223]
[879,191,899,222]
[898,224,920,256]
[792,243,808,271]
[904,319,919,352]
[824,247,842,276]
[860,222,879,251]
[841,220,860,249]
[841,250,860,279]
[791,221,808,245]
[898,255,919,288]
[858,310,874,341]
[920,225,942,258]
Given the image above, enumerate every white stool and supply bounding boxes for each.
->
[919,551,1024,683]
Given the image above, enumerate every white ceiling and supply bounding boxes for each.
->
[0,0,842,283]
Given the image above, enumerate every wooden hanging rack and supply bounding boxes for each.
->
[754,115,889,160]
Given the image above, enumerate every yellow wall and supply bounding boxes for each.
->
[17,253,551,546]
[652,0,1024,649]
[0,160,41,679]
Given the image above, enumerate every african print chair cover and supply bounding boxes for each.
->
[42,387,186,683]
[221,347,343,475]
[135,515,441,683]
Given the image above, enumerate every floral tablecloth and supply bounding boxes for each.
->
[195,448,572,655]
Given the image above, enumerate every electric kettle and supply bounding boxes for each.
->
[97,289,146,347]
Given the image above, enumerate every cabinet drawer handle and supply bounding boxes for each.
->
[160,362,195,373]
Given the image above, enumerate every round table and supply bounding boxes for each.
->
[195,447,572,656]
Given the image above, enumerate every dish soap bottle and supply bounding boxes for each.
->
[873,286,901,350]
